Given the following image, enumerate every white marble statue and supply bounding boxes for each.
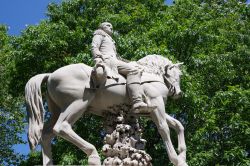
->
[25,22,187,166]
[91,22,151,112]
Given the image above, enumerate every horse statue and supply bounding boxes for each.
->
[25,54,187,166]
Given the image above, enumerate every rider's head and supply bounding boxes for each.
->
[99,22,113,36]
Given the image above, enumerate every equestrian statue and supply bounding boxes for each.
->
[25,22,188,166]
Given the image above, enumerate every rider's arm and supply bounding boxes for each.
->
[91,35,104,60]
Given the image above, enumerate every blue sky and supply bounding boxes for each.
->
[0,0,62,35]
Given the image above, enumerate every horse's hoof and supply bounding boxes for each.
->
[178,163,188,166]
[88,154,101,166]
[178,149,186,162]
[177,160,188,166]
[178,145,187,153]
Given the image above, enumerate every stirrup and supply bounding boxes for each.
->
[132,103,157,114]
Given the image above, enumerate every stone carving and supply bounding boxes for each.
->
[25,22,188,166]
[102,105,152,166]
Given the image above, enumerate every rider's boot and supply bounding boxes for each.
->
[127,73,154,113]
[128,83,148,109]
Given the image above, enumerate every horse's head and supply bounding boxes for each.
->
[164,62,183,99]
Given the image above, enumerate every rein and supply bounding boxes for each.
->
[163,75,176,97]
[93,80,166,90]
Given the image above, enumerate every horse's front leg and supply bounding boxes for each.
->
[165,113,187,161]
[149,96,188,166]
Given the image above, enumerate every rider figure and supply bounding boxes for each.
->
[91,22,148,111]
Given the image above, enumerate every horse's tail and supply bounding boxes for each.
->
[25,73,50,150]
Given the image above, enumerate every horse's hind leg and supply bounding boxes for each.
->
[52,97,101,165]
[41,95,60,165]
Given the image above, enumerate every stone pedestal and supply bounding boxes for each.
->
[102,105,152,166]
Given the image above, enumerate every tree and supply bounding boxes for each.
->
[162,0,250,165]
[0,25,25,165]
[2,0,250,165]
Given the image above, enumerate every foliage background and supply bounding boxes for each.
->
[0,0,249,165]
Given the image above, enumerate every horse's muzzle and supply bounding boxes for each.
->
[173,88,182,99]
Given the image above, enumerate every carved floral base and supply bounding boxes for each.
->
[102,105,152,166]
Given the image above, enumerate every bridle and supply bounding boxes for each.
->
[163,70,180,97]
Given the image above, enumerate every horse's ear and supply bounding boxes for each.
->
[175,62,184,67]
[169,64,175,70]
[165,64,174,74]
[165,64,170,71]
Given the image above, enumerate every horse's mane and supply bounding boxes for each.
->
[137,54,173,75]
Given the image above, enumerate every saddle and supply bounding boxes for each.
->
[91,62,126,89]
[91,61,164,88]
